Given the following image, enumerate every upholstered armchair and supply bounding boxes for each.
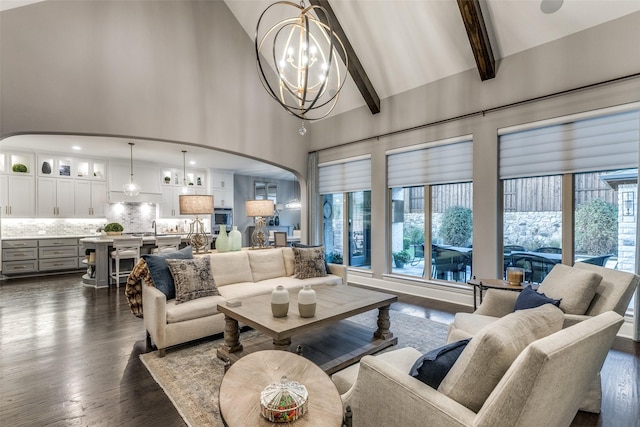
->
[447,261,639,413]
[338,311,623,427]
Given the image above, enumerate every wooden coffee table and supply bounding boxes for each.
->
[217,284,398,374]
[219,350,343,427]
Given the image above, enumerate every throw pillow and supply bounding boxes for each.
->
[292,246,328,279]
[438,304,564,413]
[513,286,562,311]
[410,339,471,389]
[292,243,332,274]
[142,246,193,300]
[537,264,602,315]
[166,257,220,304]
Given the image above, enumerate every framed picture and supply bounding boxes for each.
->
[273,232,288,248]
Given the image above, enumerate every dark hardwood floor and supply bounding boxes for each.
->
[0,274,638,426]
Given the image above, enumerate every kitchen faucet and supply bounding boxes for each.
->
[151,220,157,237]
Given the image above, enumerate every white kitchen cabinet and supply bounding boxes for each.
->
[0,174,36,217]
[211,171,233,189]
[37,178,75,217]
[212,188,234,208]
[75,180,107,217]
[160,187,187,218]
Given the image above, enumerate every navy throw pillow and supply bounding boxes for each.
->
[292,242,331,274]
[142,246,193,300]
[409,339,471,389]
[513,286,562,311]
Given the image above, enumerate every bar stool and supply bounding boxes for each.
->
[109,237,143,287]
[152,235,182,254]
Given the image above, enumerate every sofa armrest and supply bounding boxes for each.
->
[342,355,475,427]
[328,263,348,285]
[474,289,519,317]
[142,284,168,349]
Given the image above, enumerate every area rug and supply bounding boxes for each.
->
[140,311,449,427]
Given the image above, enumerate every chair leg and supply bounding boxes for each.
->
[115,256,120,288]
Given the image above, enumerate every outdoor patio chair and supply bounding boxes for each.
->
[433,247,469,282]
[580,254,613,267]
[509,252,558,283]
[535,246,563,254]
[410,243,424,266]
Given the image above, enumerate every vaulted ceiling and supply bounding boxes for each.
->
[225,0,640,118]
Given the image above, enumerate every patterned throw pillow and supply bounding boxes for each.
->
[293,246,328,279]
[166,257,220,304]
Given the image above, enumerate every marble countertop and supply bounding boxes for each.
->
[80,234,191,244]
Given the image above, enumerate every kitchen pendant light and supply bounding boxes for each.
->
[285,180,302,210]
[181,150,190,194]
[123,142,141,197]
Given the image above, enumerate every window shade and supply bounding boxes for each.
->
[319,157,371,194]
[500,110,640,179]
[387,140,473,188]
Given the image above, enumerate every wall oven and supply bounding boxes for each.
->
[212,208,233,234]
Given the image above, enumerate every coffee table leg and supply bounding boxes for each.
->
[272,337,292,351]
[222,315,243,353]
[373,305,393,340]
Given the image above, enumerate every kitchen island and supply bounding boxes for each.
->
[80,235,192,288]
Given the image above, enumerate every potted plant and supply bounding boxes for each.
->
[104,222,124,236]
[393,250,412,268]
[12,163,28,173]
[164,176,171,184]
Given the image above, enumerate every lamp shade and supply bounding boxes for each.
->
[246,200,274,217]
[179,195,214,215]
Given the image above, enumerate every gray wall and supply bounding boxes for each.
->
[0,0,308,179]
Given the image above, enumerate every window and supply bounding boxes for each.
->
[348,191,371,268]
[500,108,639,298]
[390,186,424,275]
[387,137,473,282]
[431,183,473,283]
[502,176,562,283]
[319,156,371,268]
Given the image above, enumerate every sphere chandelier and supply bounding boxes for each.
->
[255,1,348,134]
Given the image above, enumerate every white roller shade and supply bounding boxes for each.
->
[500,110,640,179]
[387,139,473,188]
[319,157,371,194]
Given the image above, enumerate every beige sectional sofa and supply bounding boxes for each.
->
[143,247,347,356]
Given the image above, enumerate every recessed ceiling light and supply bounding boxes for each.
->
[72,145,81,150]
[540,0,563,14]
[189,160,196,165]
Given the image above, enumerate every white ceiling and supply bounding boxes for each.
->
[2,0,639,179]
[226,0,640,117]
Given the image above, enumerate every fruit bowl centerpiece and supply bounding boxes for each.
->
[260,376,308,423]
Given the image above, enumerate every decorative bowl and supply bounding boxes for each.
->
[260,376,308,423]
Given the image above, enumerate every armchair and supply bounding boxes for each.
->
[447,261,639,413]
[341,311,623,427]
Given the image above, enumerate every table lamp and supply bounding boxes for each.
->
[179,194,214,253]
[246,200,274,249]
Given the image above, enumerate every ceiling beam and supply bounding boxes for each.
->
[310,0,381,114]
[457,0,496,81]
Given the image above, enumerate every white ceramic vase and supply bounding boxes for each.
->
[229,226,242,251]
[297,285,316,318]
[216,224,229,252]
[271,285,289,318]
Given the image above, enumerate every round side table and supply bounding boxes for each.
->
[219,350,344,427]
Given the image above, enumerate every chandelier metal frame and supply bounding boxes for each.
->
[255,1,348,122]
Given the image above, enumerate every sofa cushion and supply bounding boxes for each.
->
[216,281,273,301]
[247,249,287,282]
[537,264,602,315]
[166,294,226,323]
[142,246,193,299]
[438,304,564,413]
[513,286,562,311]
[167,257,220,304]
[209,251,254,286]
[293,246,328,279]
[282,247,296,276]
[410,339,471,389]
[292,243,331,273]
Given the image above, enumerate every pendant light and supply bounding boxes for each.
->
[285,180,302,210]
[123,142,141,196]
[181,150,190,194]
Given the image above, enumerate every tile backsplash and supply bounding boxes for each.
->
[1,203,210,238]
